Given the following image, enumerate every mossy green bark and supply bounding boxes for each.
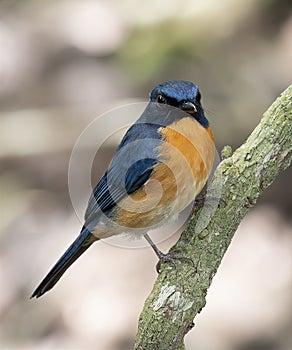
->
[134,85,292,350]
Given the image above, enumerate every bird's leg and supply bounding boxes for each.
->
[143,233,164,260]
[143,233,195,273]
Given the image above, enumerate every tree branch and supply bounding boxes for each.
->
[134,85,292,350]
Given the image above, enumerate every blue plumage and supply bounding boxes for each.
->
[31,226,94,298]
[84,122,162,225]
[150,80,200,103]
[31,80,213,298]
[150,80,208,127]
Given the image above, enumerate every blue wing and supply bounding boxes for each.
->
[84,122,162,225]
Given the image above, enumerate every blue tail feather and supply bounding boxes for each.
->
[31,228,96,298]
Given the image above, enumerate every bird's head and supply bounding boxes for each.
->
[150,80,209,128]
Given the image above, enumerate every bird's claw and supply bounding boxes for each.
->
[156,251,195,273]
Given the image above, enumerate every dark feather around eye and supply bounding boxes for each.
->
[196,91,201,103]
[157,94,167,104]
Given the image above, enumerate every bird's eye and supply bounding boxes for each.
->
[157,94,166,104]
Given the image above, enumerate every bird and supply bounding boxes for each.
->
[31,80,214,298]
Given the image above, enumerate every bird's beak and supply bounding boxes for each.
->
[181,101,197,114]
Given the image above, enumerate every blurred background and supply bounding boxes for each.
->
[0,0,291,349]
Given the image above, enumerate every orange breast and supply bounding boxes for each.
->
[110,118,214,231]
[157,118,214,200]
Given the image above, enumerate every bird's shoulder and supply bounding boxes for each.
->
[84,122,163,225]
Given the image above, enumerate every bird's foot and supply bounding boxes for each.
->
[143,233,195,273]
[155,250,195,273]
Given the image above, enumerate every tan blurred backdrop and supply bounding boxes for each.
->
[0,1,291,349]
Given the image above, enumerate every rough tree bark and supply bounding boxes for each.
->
[134,85,292,350]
